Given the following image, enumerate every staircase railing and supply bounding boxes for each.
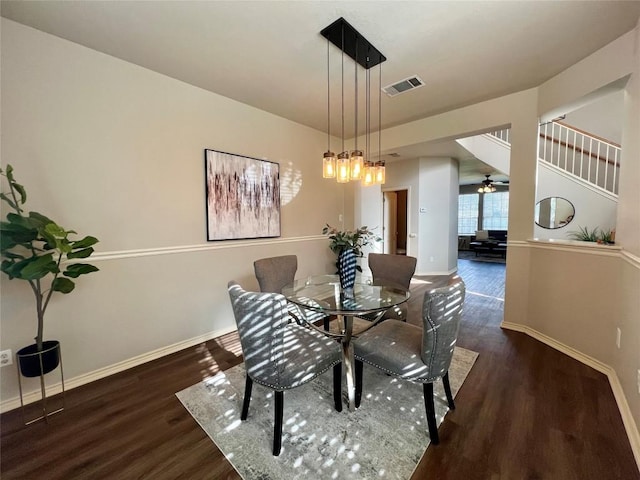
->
[538,121,620,196]
[487,123,620,196]
[488,129,511,144]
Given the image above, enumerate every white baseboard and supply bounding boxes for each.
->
[0,325,238,414]
[501,321,640,472]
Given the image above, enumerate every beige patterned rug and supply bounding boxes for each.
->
[176,347,478,480]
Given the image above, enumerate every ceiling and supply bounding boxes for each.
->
[2,1,639,185]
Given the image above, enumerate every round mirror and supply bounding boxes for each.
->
[535,197,575,229]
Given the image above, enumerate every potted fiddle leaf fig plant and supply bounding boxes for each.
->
[0,165,99,378]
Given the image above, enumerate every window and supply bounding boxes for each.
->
[458,193,479,234]
[482,191,509,230]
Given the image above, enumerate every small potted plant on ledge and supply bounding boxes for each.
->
[322,224,381,291]
[0,165,99,387]
[568,226,615,245]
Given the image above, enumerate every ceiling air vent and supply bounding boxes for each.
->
[382,75,425,97]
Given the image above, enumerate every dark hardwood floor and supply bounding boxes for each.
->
[1,258,638,479]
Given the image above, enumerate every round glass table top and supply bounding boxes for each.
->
[282,274,410,316]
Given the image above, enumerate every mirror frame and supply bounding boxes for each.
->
[535,196,575,230]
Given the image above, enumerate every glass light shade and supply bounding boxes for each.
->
[362,162,375,186]
[478,185,496,193]
[350,150,364,180]
[323,151,336,178]
[336,152,350,183]
[374,162,386,184]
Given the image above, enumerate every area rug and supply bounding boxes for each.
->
[176,347,478,480]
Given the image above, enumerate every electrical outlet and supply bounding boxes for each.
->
[616,328,621,349]
[0,349,13,367]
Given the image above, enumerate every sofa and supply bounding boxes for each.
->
[469,230,507,258]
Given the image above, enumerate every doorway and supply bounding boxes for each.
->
[382,189,408,255]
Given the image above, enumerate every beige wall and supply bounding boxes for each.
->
[0,19,344,405]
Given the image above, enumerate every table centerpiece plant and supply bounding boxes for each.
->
[322,224,381,291]
[0,165,100,378]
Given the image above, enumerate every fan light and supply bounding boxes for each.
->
[477,174,497,193]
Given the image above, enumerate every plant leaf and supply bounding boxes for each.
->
[0,193,17,210]
[1,259,20,279]
[52,277,75,293]
[0,221,39,249]
[71,236,99,249]
[2,251,26,260]
[43,222,67,238]
[28,211,56,229]
[63,263,99,278]
[12,182,27,205]
[67,247,94,259]
[17,254,59,280]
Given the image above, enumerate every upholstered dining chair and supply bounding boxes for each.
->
[227,281,342,456]
[254,255,328,328]
[253,255,298,293]
[367,253,417,321]
[353,276,465,444]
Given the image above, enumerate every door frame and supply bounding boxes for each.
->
[382,186,410,256]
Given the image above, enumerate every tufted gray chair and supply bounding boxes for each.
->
[367,253,417,321]
[227,281,342,456]
[353,276,465,444]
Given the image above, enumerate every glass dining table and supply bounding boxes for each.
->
[281,274,411,411]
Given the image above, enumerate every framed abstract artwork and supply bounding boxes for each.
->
[204,149,281,241]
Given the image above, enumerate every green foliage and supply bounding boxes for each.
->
[597,229,615,245]
[322,224,381,258]
[567,225,599,242]
[0,165,100,351]
[568,225,615,245]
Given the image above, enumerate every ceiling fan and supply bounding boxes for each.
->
[477,174,497,193]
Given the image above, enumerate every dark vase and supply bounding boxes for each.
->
[338,249,357,292]
[16,340,61,378]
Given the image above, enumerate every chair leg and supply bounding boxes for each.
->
[333,363,343,412]
[442,371,455,410]
[273,391,284,456]
[423,382,439,444]
[355,359,363,408]
[324,316,330,331]
[241,376,253,420]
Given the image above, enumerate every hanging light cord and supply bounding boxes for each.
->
[341,26,345,153]
[327,38,330,151]
[354,39,358,151]
[378,61,382,163]
[366,53,371,163]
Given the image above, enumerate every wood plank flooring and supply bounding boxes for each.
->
[1,258,638,479]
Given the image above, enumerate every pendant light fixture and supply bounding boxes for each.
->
[322,38,336,178]
[321,18,386,186]
[374,62,385,184]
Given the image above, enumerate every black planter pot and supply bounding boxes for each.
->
[16,340,61,378]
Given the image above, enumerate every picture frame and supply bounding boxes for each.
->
[204,149,281,241]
